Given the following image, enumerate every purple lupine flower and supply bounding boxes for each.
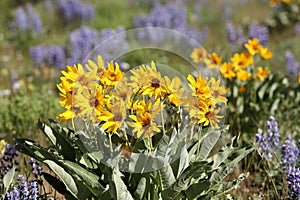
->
[282,136,299,173]
[133,1,206,43]
[68,26,99,65]
[13,186,20,199]
[30,45,66,69]
[256,128,272,159]
[55,0,95,23]
[0,144,19,179]
[21,180,30,200]
[98,26,128,62]
[30,181,38,200]
[225,23,246,49]
[12,4,43,34]
[285,51,299,77]
[267,116,280,150]
[25,4,42,33]
[295,23,300,36]
[14,7,27,31]
[248,22,269,46]
[286,166,300,198]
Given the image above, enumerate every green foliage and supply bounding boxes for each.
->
[16,120,253,199]
[226,73,300,137]
[0,89,61,141]
[266,2,300,29]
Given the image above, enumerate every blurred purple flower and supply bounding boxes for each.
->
[133,1,206,43]
[55,0,95,23]
[287,166,300,198]
[295,23,300,36]
[267,116,280,150]
[12,4,42,34]
[68,26,99,65]
[14,7,27,31]
[285,51,299,77]
[226,23,246,48]
[30,45,66,69]
[248,22,269,46]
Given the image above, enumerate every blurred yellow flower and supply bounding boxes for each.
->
[256,67,270,82]
[0,139,7,155]
[259,47,273,60]
[205,52,222,68]
[58,109,77,122]
[209,77,228,105]
[191,48,207,63]
[164,76,185,106]
[245,38,262,55]
[220,62,236,79]
[86,55,105,78]
[239,86,246,93]
[236,70,252,81]
[231,52,253,70]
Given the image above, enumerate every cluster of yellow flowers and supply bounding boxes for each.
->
[191,38,272,83]
[269,0,293,7]
[57,55,227,141]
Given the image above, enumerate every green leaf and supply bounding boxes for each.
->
[134,177,147,200]
[38,120,56,145]
[110,169,134,200]
[42,172,67,195]
[159,164,176,190]
[3,167,15,190]
[61,160,105,197]
[161,161,209,200]
[44,160,78,198]
[199,130,221,160]
[184,179,210,199]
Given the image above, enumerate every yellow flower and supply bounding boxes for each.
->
[85,55,106,78]
[75,84,108,121]
[0,139,7,155]
[61,64,85,84]
[57,78,75,109]
[191,48,207,63]
[269,0,281,7]
[189,104,223,129]
[164,76,185,106]
[187,74,211,101]
[127,100,161,139]
[298,73,300,84]
[130,62,169,99]
[205,52,222,68]
[58,108,77,122]
[220,62,236,79]
[230,52,253,70]
[112,80,133,103]
[209,77,228,105]
[98,100,127,133]
[256,67,270,82]
[245,38,262,55]
[259,47,273,60]
[202,107,223,129]
[236,70,252,81]
[101,61,124,89]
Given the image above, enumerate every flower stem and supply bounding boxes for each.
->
[196,124,203,159]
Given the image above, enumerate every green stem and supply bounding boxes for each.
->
[196,124,203,159]
[108,132,113,152]
[160,101,165,134]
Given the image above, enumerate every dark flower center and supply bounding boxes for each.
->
[151,78,160,88]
